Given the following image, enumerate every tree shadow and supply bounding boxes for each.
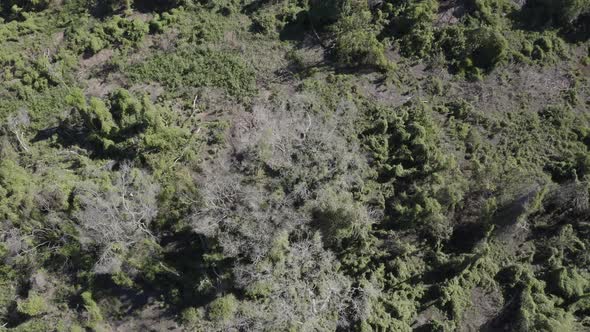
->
[507,5,590,43]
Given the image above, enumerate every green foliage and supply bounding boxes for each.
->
[313,188,372,250]
[307,1,393,70]
[125,47,256,98]
[181,306,204,327]
[467,0,515,24]
[1,0,589,330]
[517,275,577,331]
[17,293,48,317]
[0,155,35,221]
[548,267,589,299]
[334,28,391,70]
[309,0,346,26]
[251,1,305,36]
[208,294,238,322]
[65,15,148,55]
[523,0,590,27]
[81,291,104,329]
[65,88,191,159]
[0,0,49,20]
[387,0,439,57]
[362,101,463,235]
[438,26,508,75]
[149,9,182,33]
[469,28,509,70]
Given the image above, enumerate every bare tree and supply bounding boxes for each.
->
[6,109,30,152]
[232,234,354,331]
[189,92,371,329]
[74,162,159,274]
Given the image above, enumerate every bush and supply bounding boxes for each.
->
[0,0,49,20]
[548,267,588,300]
[64,88,191,158]
[523,0,590,27]
[331,7,392,70]
[385,0,438,57]
[334,29,391,70]
[208,294,238,322]
[516,276,577,331]
[16,293,47,317]
[438,26,508,73]
[81,291,103,329]
[65,15,148,55]
[313,188,372,250]
[469,27,509,70]
[309,0,346,26]
[125,47,256,98]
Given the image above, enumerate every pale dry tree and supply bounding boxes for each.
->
[6,109,30,152]
[229,233,354,332]
[192,164,307,263]
[74,162,159,274]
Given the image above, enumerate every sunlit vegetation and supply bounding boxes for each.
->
[0,0,589,330]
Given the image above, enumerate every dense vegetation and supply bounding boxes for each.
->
[0,0,589,330]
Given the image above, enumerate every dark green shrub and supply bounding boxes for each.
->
[334,29,391,70]
[148,10,180,33]
[388,0,438,34]
[469,27,508,70]
[438,26,507,73]
[0,0,49,20]
[331,6,393,70]
[547,267,588,299]
[523,0,590,27]
[467,0,515,24]
[309,0,346,26]
[81,291,103,329]
[384,0,438,57]
[64,88,190,157]
[65,15,148,55]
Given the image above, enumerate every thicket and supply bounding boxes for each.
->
[0,0,589,331]
[523,0,590,27]
[62,88,192,160]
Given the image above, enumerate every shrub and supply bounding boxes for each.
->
[251,2,304,36]
[65,15,148,55]
[438,26,508,73]
[467,0,515,24]
[469,28,508,69]
[208,294,238,322]
[386,0,438,57]
[81,291,103,329]
[400,24,436,58]
[331,7,392,70]
[64,88,191,158]
[181,307,204,326]
[309,0,346,26]
[16,293,47,317]
[516,276,577,331]
[548,267,588,299]
[125,47,256,98]
[389,0,438,34]
[523,0,590,27]
[334,29,391,70]
[0,0,49,20]
[313,188,372,250]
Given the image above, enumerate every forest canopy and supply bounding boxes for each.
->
[0,0,589,331]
